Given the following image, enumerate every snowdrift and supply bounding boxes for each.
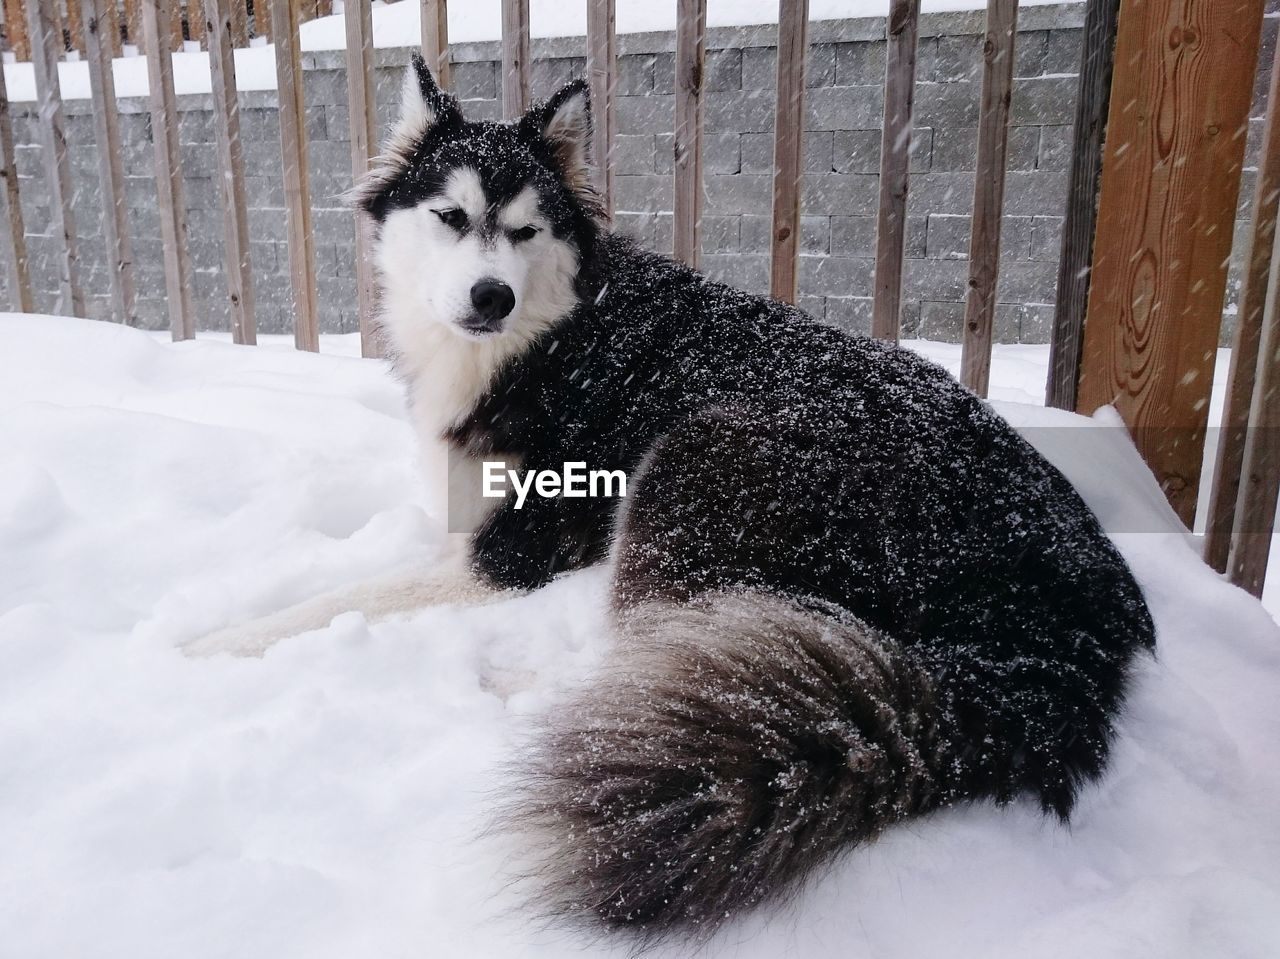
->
[0,314,1277,958]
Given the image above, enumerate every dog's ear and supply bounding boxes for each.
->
[519,80,603,219]
[398,52,459,136]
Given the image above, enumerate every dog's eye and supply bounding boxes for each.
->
[434,208,467,230]
[510,225,540,244]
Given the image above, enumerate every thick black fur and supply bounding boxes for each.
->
[360,68,1156,940]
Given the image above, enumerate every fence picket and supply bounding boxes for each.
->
[82,0,136,324]
[27,0,82,315]
[421,0,449,87]
[769,0,808,304]
[271,0,319,351]
[501,0,529,120]
[958,0,1017,397]
[673,0,706,268]
[586,0,615,216]
[141,0,196,339]
[344,0,379,357]
[0,43,31,312]
[871,0,920,341]
[205,0,256,343]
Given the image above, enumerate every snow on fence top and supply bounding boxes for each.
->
[0,0,1080,102]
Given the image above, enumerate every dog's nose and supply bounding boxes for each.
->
[470,280,515,323]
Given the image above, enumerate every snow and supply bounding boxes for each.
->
[0,0,1083,102]
[1,313,1278,958]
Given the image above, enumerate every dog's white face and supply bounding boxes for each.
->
[377,172,576,342]
[362,60,596,349]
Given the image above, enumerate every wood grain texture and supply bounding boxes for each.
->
[27,0,82,316]
[769,0,808,304]
[871,0,920,342]
[4,0,30,59]
[1227,242,1280,597]
[0,47,31,312]
[673,0,706,268]
[82,0,137,324]
[421,0,449,88]
[204,0,256,344]
[230,0,247,47]
[344,0,380,357]
[188,0,206,44]
[1205,43,1280,572]
[141,0,195,339]
[586,0,615,217]
[271,0,319,351]
[500,0,529,120]
[958,0,1017,397]
[1046,0,1120,410]
[1078,0,1265,527]
[124,0,141,49]
[253,0,268,39]
[63,0,83,53]
[169,0,184,48]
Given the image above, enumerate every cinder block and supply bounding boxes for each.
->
[616,95,675,135]
[614,134,657,175]
[1043,28,1083,75]
[825,295,873,335]
[834,41,887,86]
[702,215,740,254]
[706,49,743,92]
[806,44,837,89]
[829,214,876,256]
[614,174,673,213]
[798,254,874,297]
[452,60,497,100]
[616,54,655,96]
[1029,215,1063,260]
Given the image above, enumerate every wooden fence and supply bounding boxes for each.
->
[0,0,1274,600]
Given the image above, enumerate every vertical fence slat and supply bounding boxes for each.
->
[501,0,529,120]
[1227,248,1280,597]
[82,0,136,324]
[189,0,206,45]
[673,0,705,268]
[1046,0,1120,410]
[107,0,121,57]
[871,0,920,341]
[230,0,247,47]
[124,0,140,48]
[1205,44,1280,572]
[272,0,318,351]
[4,0,30,59]
[255,0,269,39]
[769,0,808,303]
[421,0,449,87]
[141,0,195,339]
[63,0,83,54]
[28,0,82,316]
[958,0,1017,397]
[0,48,31,312]
[586,0,615,216]
[205,0,256,344]
[345,0,379,357]
[169,0,184,47]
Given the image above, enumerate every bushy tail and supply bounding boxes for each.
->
[515,592,946,940]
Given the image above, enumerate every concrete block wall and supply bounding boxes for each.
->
[0,2,1266,342]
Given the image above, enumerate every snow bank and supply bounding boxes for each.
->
[0,0,1082,102]
[1,314,1277,958]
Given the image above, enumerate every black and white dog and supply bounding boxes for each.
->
[200,56,1155,939]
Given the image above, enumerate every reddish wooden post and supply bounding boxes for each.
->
[141,0,196,339]
[672,0,705,268]
[82,0,137,323]
[958,0,1017,397]
[27,0,83,315]
[500,0,529,120]
[345,0,380,357]
[1076,0,1265,527]
[271,0,319,351]
[0,42,31,313]
[871,0,920,341]
[205,0,256,343]
[768,0,808,304]
[586,0,615,217]
[421,0,449,88]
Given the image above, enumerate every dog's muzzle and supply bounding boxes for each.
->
[461,279,516,333]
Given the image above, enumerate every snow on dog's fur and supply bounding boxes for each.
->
[206,55,1158,942]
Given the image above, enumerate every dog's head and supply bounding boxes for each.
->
[354,55,603,344]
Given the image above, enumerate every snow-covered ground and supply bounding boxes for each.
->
[1,313,1278,958]
[0,0,1082,101]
